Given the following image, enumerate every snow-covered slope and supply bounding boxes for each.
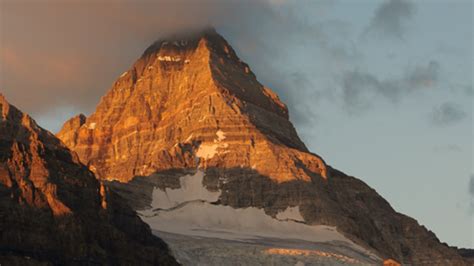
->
[155,231,379,266]
[138,171,381,265]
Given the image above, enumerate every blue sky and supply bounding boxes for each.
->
[1,0,472,247]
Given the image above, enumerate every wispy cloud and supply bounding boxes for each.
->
[365,0,416,40]
[406,61,440,88]
[430,102,467,126]
[339,61,440,113]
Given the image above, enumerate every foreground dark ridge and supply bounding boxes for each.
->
[0,94,178,265]
[57,28,471,265]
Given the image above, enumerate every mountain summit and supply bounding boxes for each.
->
[57,28,327,183]
[58,29,469,265]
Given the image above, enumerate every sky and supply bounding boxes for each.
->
[1,0,472,248]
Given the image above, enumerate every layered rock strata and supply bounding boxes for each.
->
[0,94,178,265]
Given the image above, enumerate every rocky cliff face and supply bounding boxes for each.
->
[57,29,326,184]
[58,29,469,265]
[0,94,178,265]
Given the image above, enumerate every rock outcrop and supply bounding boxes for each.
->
[58,29,469,265]
[0,94,178,265]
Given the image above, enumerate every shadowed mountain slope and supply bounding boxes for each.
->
[0,94,178,265]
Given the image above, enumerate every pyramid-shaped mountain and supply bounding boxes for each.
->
[58,28,326,184]
[57,29,469,265]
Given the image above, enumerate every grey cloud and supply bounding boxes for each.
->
[0,0,281,116]
[407,61,440,88]
[365,0,415,40]
[339,61,440,112]
[430,102,467,126]
[268,72,320,126]
[0,0,345,132]
[340,70,383,113]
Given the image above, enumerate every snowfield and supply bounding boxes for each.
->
[138,171,381,265]
[153,231,380,266]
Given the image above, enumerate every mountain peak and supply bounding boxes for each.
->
[58,30,327,182]
[54,30,471,265]
[0,95,178,264]
[0,92,6,103]
[1,96,85,215]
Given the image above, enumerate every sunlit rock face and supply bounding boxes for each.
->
[0,94,177,265]
[58,29,469,265]
[57,28,327,183]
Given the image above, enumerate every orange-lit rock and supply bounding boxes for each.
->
[99,182,108,209]
[264,248,359,264]
[0,94,177,265]
[57,29,327,183]
[1,93,73,216]
[383,258,401,266]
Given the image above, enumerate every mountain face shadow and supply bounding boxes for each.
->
[106,165,458,264]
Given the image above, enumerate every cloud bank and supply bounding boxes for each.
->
[0,1,276,113]
[0,0,336,128]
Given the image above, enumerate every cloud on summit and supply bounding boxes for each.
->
[0,0,345,131]
[1,1,299,110]
[1,0,272,116]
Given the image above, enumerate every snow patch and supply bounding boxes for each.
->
[158,55,181,62]
[195,130,228,160]
[145,170,220,210]
[276,206,305,222]
[196,143,219,159]
[141,201,358,246]
[216,130,226,141]
[88,123,96,130]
